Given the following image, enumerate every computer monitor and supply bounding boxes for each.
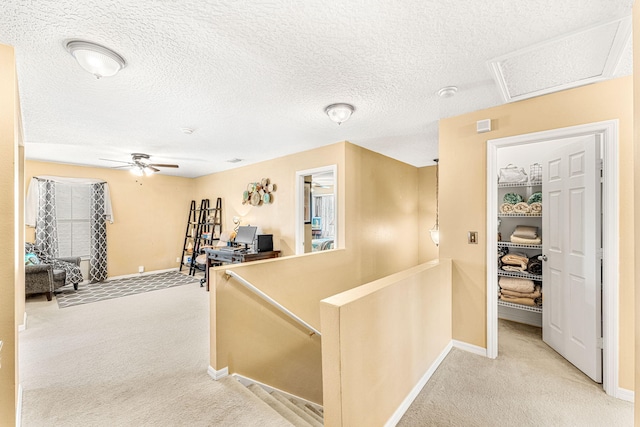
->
[234,226,257,250]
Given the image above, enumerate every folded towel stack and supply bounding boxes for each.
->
[498,279,542,307]
[500,253,528,271]
[510,225,541,245]
[498,276,534,292]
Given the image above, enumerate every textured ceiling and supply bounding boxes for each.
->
[0,0,633,178]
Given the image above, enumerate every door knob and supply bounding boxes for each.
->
[539,255,548,262]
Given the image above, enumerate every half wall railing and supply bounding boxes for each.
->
[225,270,322,337]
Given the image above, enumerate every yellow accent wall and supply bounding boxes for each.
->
[439,76,634,390]
[25,161,195,277]
[0,43,20,427]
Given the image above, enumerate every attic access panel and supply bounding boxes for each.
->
[487,16,631,103]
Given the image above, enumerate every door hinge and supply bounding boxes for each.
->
[600,159,604,182]
[597,337,604,349]
[597,248,603,260]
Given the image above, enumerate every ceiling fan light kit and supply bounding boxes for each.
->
[325,103,355,125]
[65,39,126,79]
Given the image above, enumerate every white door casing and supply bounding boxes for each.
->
[486,120,620,398]
[542,134,602,382]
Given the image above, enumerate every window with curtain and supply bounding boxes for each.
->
[55,183,91,258]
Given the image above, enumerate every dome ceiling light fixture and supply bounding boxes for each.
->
[325,103,355,125]
[437,86,458,98]
[65,39,126,79]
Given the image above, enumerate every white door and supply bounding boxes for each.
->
[542,134,602,382]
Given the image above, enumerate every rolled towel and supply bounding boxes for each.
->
[513,202,531,213]
[501,253,529,269]
[500,203,515,214]
[527,255,543,275]
[512,225,538,239]
[503,193,523,204]
[499,294,537,307]
[510,235,542,245]
[498,276,535,293]
[501,285,542,299]
[529,202,542,214]
[527,192,542,204]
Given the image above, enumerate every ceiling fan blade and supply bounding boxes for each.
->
[149,163,179,168]
[100,158,133,165]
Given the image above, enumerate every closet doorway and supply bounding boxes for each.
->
[486,120,620,397]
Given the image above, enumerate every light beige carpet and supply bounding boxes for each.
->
[21,282,634,426]
[20,282,291,427]
[398,320,633,426]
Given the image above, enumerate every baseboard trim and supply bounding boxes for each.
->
[18,312,27,332]
[384,341,453,427]
[105,268,179,281]
[232,373,323,411]
[452,340,488,357]
[16,383,23,426]
[616,387,634,402]
[207,366,228,380]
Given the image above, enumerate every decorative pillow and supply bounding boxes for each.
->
[25,253,40,265]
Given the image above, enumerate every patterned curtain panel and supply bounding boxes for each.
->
[35,179,59,258]
[313,194,336,238]
[90,182,108,282]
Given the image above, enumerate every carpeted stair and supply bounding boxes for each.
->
[245,382,324,426]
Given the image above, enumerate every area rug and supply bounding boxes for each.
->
[55,271,201,308]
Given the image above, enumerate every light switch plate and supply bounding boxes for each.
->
[468,231,478,244]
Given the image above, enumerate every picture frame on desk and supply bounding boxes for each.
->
[311,216,321,230]
[304,181,312,224]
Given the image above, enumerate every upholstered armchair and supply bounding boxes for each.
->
[25,243,82,300]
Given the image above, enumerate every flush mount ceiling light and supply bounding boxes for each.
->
[325,103,355,125]
[437,86,458,98]
[65,40,126,79]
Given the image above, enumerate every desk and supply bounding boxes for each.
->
[203,248,280,291]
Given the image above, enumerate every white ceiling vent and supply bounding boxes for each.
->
[488,16,631,103]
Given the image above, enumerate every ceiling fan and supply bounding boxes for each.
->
[100,153,179,176]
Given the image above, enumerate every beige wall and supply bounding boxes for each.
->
[344,143,420,282]
[633,2,639,423]
[321,259,452,426]
[0,43,19,426]
[209,141,425,404]
[194,143,346,256]
[25,161,195,277]
[439,76,634,390]
[418,165,439,263]
[212,250,357,403]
